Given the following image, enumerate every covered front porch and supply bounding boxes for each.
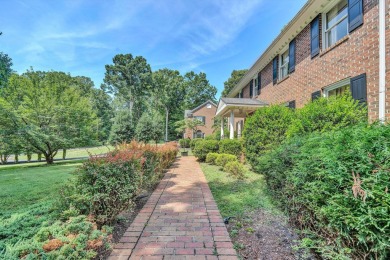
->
[215,98,268,139]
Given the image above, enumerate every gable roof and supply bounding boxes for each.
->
[188,100,217,113]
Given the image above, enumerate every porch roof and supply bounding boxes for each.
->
[215,98,268,117]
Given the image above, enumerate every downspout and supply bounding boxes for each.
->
[379,0,386,122]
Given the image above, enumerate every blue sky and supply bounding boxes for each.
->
[1,0,307,97]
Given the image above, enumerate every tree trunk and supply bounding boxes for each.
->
[15,154,19,163]
[44,153,54,164]
[27,153,32,162]
[165,107,169,142]
[38,153,42,161]
[63,149,66,160]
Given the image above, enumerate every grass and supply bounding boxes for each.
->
[0,161,82,213]
[200,163,278,218]
[5,145,113,163]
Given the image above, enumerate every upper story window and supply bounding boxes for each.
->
[206,104,212,108]
[324,0,348,49]
[253,78,258,96]
[193,116,205,125]
[279,49,289,79]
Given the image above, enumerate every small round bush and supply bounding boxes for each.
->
[224,161,245,179]
[219,139,242,158]
[179,138,190,148]
[190,138,203,150]
[215,153,238,168]
[193,140,219,162]
[206,153,219,164]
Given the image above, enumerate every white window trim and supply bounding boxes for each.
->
[279,47,289,80]
[321,0,349,50]
[323,77,350,97]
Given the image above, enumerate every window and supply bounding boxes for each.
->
[279,49,289,79]
[253,78,258,96]
[249,80,253,97]
[238,89,243,98]
[206,104,212,108]
[324,0,348,49]
[194,130,204,139]
[193,116,205,125]
[323,78,350,97]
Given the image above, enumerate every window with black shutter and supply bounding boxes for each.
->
[288,39,296,73]
[257,72,261,95]
[249,80,253,98]
[311,90,321,101]
[288,100,296,109]
[311,16,320,58]
[348,0,363,33]
[273,57,278,84]
[350,73,367,104]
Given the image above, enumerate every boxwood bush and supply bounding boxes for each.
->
[206,152,219,165]
[190,138,203,150]
[257,123,390,259]
[219,139,242,158]
[193,140,219,162]
[215,153,238,168]
[179,138,190,148]
[224,161,245,179]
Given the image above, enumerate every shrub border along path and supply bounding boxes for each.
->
[109,156,237,260]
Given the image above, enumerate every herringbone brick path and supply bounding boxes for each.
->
[108,156,237,260]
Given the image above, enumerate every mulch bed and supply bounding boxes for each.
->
[226,209,316,260]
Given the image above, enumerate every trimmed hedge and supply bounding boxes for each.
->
[224,161,245,179]
[190,138,203,150]
[179,138,190,148]
[193,140,219,162]
[215,153,238,168]
[219,139,242,158]
[257,124,390,259]
[243,105,295,166]
[206,153,219,165]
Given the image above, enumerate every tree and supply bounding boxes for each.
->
[174,118,204,138]
[0,70,98,164]
[183,71,217,109]
[108,97,135,145]
[221,69,248,97]
[152,69,186,141]
[0,52,12,88]
[91,87,114,143]
[103,54,152,122]
[135,110,164,144]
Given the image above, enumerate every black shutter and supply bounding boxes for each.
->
[348,0,363,33]
[249,80,253,98]
[288,39,296,73]
[257,72,261,95]
[311,90,321,101]
[288,100,296,109]
[273,57,278,84]
[350,73,367,104]
[311,16,320,58]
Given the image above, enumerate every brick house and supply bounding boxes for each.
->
[216,0,389,139]
[184,100,217,139]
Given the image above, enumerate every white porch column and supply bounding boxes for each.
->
[237,120,242,138]
[220,117,224,139]
[229,111,234,139]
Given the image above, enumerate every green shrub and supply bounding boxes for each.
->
[190,138,203,150]
[223,161,245,179]
[257,123,390,259]
[243,105,295,166]
[286,93,367,137]
[206,153,219,164]
[179,138,190,148]
[193,140,219,162]
[219,139,242,158]
[215,153,238,168]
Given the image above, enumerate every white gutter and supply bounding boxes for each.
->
[379,0,386,122]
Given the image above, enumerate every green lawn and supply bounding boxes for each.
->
[6,145,113,163]
[200,163,278,218]
[0,162,82,213]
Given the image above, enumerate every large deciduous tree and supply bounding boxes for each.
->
[0,70,98,164]
[103,54,152,123]
[221,69,248,97]
[0,52,12,88]
[183,71,217,109]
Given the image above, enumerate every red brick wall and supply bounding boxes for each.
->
[242,83,250,98]
[184,104,217,138]
[250,0,389,121]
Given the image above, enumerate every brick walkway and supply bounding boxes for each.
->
[109,156,237,260]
